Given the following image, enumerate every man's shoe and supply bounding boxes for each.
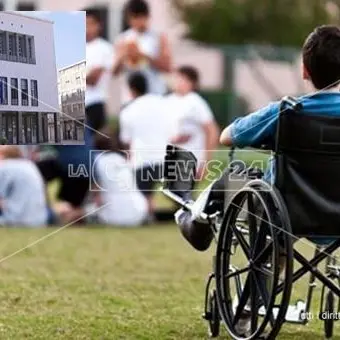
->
[175,209,214,251]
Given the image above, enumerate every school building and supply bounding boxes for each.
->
[0,11,60,144]
[58,60,86,142]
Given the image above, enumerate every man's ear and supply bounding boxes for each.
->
[302,63,310,81]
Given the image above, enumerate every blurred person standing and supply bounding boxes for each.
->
[167,66,220,178]
[0,146,47,227]
[113,0,172,104]
[86,9,114,132]
[119,72,175,216]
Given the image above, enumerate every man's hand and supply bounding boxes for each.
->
[170,134,192,145]
[113,41,129,75]
[220,125,233,146]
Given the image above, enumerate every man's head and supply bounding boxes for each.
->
[0,146,23,160]
[128,72,148,98]
[125,0,150,32]
[302,25,340,90]
[173,66,200,95]
[85,9,102,42]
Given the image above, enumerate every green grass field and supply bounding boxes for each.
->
[0,225,338,339]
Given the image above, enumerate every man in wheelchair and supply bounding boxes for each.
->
[163,25,340,339]
[173,25,340,252]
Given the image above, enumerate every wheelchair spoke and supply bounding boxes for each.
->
[231,224,251,259]
[247,193,258,233]
[253,239,274,264]
[250,271,259,333]
[251,217,268,258]
[253,271,275,328]
[232,275,251,327]
[225,266,250,280]
[253,264,273,277]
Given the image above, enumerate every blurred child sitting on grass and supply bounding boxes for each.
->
[57,124,148,227]
[0,146,47,227]
[92,125,148,226]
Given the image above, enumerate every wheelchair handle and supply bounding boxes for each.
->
[281,96,303,111]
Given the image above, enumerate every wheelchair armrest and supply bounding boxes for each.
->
[247,167,264,180]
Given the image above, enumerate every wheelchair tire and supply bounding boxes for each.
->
[207,290,220,338]
[215,186,281,340]
[246,180,294,340]
[324,290,334,339]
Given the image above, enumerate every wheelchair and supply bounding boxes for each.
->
[161,96,340,339]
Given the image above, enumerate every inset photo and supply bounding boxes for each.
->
[0,11,85,145]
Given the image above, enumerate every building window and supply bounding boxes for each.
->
[27,36,35,63]
[0,31,7,58]
[8,34,17,59]
[0,30,36,65]
[0,77,8,105]
[10,78,18,105]
[16,3,36,11]
[18,35,27,60]
[30,80,38,106]
[21,79,28,106]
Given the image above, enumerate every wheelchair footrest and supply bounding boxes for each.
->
[258,301,308,324]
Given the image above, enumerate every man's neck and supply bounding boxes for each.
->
[86,36,99,43]
[176,91,192,97]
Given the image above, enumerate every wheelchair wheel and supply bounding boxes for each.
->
[324,290,334,339]
[207,290,220,338]
[215,186,281,340]
[247,180,294,340]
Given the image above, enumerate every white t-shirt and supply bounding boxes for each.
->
[120,94,176,169]
[166,92,215,165]
[0,159,47,227]
[86,37,114,107]
[116,29,168,104]
[95,152,148,226]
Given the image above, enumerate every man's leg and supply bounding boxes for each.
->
[175,172,228,251]
[135,164,162,219]
[58,174,89,208]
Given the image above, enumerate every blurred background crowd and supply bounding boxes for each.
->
[0,0,339,228]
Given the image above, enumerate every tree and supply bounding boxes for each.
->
[172,0,337,47]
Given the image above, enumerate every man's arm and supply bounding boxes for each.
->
[203,120,220,162]
[141,33,172,73]
[87,67,105,86]
[220,102,279,149]
[112,41,127,76]
[88,43,114,85]
[151,33,172,72]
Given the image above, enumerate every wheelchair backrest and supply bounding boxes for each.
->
[275,104,340,237]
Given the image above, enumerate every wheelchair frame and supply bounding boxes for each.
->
[161,97,340,340]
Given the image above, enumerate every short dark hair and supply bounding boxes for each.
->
[125,0,150,16]
[177,66,200,90]
[94,124,125,154]
[85,8,102,23]
[302,25,340,90]
[128,72,148,96]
